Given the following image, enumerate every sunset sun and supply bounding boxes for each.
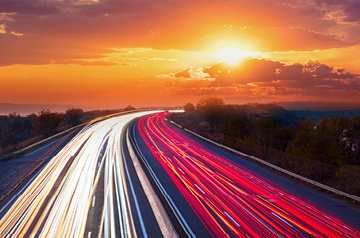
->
[213,48,256,65]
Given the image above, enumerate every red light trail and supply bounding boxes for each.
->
[138,112,360,237]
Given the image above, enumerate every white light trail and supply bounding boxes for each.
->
[0,110,160,237]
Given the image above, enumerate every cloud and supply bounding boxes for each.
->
[342,1,360,24]
[0,0,359,67]
[140,57,177,62]
[0,23,24,36]
[0,24,5,34]
[243,26,352,51]
[174,67,192,78]
[316,0,360,24]
[203,59,284,84]
[169,58,358,85]
[0,0,59,15]
[10,31,23,36]
[158,67,211,80]
[0,12,16,21]
[165,58,360,102]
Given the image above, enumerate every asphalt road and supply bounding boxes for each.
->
[1,110,359,237]
[133,111,360,237]
[0,111,164,237]
[0,128,80,212]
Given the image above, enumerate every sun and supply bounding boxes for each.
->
[213,48,256,65]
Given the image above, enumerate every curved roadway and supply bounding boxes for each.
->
[1,110,359,237]
[134,111,360,237]
[0,111,163,238]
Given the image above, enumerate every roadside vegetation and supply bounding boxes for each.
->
[0,106,136,156]
[172,97,360,196]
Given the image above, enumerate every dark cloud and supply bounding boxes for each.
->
[168,58,360,101]
[0,0,59,15]
[343,1,360,23]
[204,59,358,84]
[203,59,283,84]
[315,0,360,24]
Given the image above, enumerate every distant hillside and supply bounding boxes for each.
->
[230,103,360,125]
[231,103,288,117]
[289,109,360,123]
[275,101,360,111]
[0,103,75,116]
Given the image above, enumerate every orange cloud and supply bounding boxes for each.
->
[164,58,360,103]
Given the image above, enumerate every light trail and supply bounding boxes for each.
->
[137,112,360,237]
[0,111,159,237]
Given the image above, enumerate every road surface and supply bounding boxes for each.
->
[0,111,163,237]
[1,110,359,237]
[134,111,360,237]
[0,128,80,208]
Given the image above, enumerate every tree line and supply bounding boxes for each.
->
[0,108,84,155]
[0,106,138,156]
[176,97,360,196]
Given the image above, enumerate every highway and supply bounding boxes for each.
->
[1,110,359,237]
[0,128,80,212]
[135,111,360,237]
[0,110,163,237]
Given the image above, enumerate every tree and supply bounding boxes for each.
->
[350,118,360,165]
[313,118,347,165]
[290,118,347,166]
[35,110,63,137]
[253,117,278,160]
[289,120,314,157]
[65,108,84,126]
[124,105,136,111]
[196,97,225,132]
[224,114,252,139]
[336,117,360,165]
[184,103,195,113]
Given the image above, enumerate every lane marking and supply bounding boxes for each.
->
[92,196,96,208]
[131,124,196,237]
[122,132,148,238]
[25,138,61,156]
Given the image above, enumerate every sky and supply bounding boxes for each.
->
[0,0,360,110]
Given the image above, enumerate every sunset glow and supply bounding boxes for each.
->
[213,48,257,66]
[0,0,360,111]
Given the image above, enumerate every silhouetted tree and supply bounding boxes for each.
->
[271,126,293,152]
[337,117,360,165]
[184,103,195,113]
[65,108,83,126]
[290,118,347,166]
[253,117,278,160]
[124,105,136,111]
[289,120,314,156]
[196,97,225,132]
[224,114,253,139]
[35,110,63,137]
[312,118,347,165]
[1,129,15,147]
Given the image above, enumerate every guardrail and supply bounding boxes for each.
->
[169,119,360,203]
[0,124,85,161]
[0,109,146,161]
